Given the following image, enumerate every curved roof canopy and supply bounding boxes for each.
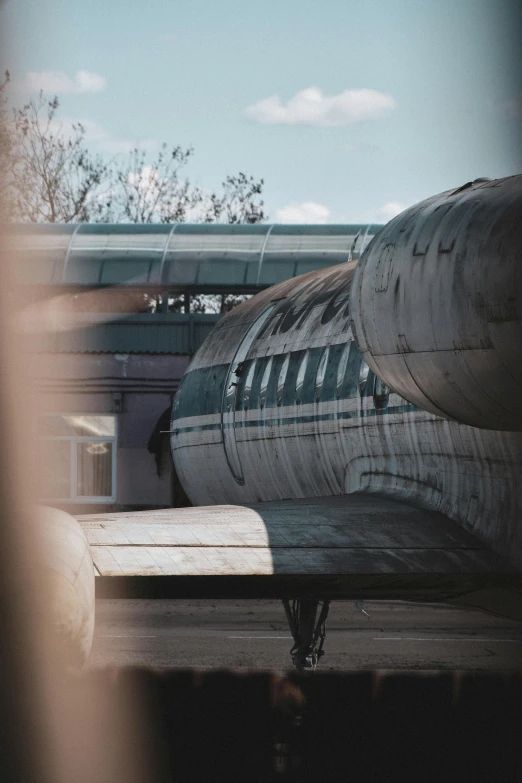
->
[10,222,382,292]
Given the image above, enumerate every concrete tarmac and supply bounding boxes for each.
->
[90,599,522,671]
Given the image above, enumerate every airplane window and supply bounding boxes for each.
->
[247,359,265,412]
[232,361,247,411]
[315,346,330,401]
[336,343,351,398]
[336,341,361,400]
[295,351,308,404]
[359,360,369,396]
[277,354,290,406]
[221,302,276,485]
[243,361,256,410]
[321,343,346,402]
[297,348,322,406]
[264,353,287,409]
[259,357,273,409]
[373,377,390,409]
[227,362,245,412]
[282,351,304,407]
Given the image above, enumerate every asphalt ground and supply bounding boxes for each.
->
[90,599,522,671]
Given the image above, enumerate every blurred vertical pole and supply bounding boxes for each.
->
[0,233,151,783]
[0,10,149,783]
[0,109,55,783]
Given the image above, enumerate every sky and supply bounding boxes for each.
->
[1,0,521,223]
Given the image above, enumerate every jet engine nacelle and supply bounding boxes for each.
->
[38,506,95,667]
[350,175,522,431]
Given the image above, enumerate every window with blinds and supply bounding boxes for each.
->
[40,414,117,502]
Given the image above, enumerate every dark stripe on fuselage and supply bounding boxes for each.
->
[172,404,418,436]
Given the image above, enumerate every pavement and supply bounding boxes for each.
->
[89,598,522,671]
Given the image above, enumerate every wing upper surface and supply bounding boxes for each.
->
[77,495,516,599]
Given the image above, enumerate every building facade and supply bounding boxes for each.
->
[15,222,382,513]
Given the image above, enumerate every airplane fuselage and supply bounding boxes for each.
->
[171,261,522,568]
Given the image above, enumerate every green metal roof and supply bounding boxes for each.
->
[10,222,383,293]
[30,313,221,355]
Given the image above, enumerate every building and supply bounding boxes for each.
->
[12,222,382,513]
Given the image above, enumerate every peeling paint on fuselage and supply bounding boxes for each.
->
[172,264,522,567]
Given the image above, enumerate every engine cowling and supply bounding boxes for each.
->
[38,506,95,667]
[350,175,522,431]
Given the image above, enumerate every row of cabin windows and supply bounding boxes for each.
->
[233,341,374,412]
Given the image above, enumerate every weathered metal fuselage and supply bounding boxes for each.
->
[171,206,522,569]
[351,175,522,431]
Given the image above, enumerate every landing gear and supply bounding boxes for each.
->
[282,598,330,670]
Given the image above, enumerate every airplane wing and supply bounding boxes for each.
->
[77,494,515,601]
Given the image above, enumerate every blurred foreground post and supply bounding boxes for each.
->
[0,163,150,783]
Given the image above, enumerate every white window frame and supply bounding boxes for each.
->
[42,414,118,503]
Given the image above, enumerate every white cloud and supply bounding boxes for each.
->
[275,200,410,225]
[23,70,107,95]
[245,87,397,127]
[375,201,407,222]
[275,202,332,224]
[127,165,159,190]
[48,115,158,155]
[81,119,158,154]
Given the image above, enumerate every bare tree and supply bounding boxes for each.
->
[8,92,108,223]
[107,153,265,313]
[3,84,267,312]
[4,87,266,232]
[107,153,265,227]
[106,144,201,223]
[202,172,265,224]
[0,72,14,220]
[192,174,265,313]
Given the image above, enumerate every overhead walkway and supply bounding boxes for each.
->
[10,222,382,294]
[15,222,382,356]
